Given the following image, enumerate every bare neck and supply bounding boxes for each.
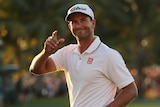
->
[77,36,96,54]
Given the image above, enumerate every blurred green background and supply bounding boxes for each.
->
[0,0,160,107]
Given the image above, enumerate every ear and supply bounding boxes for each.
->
[68,23,71,30]
[92,19,96,28]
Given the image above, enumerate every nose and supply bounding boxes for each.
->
[74,21,82,29]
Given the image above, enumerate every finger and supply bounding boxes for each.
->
[45,40,57,52]
[58,38,65,44]
[45,36,57,47]
[48,37,58,47]
[52,30,58,39]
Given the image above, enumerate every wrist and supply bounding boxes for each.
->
[42,49,52,57]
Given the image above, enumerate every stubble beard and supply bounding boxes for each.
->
[73,29,92,41]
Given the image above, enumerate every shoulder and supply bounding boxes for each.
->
[98,43,125,64]
[54,44,78,56]
[59,44,77,51]
[100,43,121,57]
[49,44,77,64]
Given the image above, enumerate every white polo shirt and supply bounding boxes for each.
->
[50,36,134,107]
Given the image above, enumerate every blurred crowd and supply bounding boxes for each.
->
[131,64,160,99]
[0,71,68,107]
[143,65,160,98]
[0,65,160,107]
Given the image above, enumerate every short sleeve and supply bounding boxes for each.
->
[106,49,134,89]
[49,48,65,70]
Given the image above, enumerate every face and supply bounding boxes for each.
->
[68,13,96,41]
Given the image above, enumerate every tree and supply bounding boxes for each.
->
[1,0,160,98]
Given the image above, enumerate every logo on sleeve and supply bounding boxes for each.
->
[87,58,94,64]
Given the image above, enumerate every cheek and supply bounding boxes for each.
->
[70,26,75,33]
[68,24,74,30]
[69,24,76,32]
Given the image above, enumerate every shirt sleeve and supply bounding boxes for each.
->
[106,49,134,89]
[49,48,65,70]
[49,44,76,71]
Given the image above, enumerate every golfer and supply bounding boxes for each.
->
[29,3,138,107]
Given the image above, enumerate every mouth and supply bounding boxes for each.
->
[76,28,86,33]
[75,29,84,34]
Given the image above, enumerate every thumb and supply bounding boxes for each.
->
[59,38,65,44]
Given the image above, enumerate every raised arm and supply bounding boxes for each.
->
[29,30,65,75]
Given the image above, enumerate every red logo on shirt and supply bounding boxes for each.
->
[87,58,94,64]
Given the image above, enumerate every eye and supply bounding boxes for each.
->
[81,18,87,22]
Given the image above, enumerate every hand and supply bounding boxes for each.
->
[44,30,65,55]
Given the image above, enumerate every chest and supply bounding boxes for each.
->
[65,53,107,83]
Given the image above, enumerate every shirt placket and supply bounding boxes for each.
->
[76,54,83,71]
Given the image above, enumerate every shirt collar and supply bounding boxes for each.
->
[73,36,101,54]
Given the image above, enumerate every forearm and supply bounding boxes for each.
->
[106,82,138,107]
[29,49,52,74]
[106,90,134,107]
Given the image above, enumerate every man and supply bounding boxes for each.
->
[29,4,138,107]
